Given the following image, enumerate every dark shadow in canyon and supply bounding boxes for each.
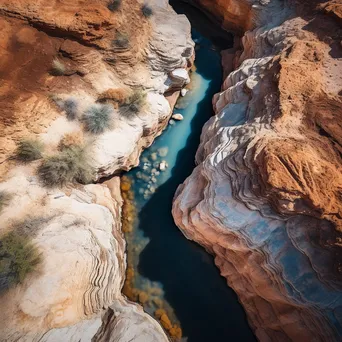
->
[136,37,256,341]
[169,0,233,49]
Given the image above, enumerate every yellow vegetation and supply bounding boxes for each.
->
[155,309,182,339]
[120,175,183,340]
[98,88,128,107]
[120,176,135,233]
[138,291,148,304]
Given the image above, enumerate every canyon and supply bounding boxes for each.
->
[0,0,192,340]
[173,0,342,341]
[0,0,341,341]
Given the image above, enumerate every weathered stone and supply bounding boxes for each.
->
[173,1,342,341]
[172,113,184,121]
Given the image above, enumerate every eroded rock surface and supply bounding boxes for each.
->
[173,0,342,340]
[0,0,192,340]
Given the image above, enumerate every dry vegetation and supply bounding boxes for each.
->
[38,147,94,187]
[0,231,41,293]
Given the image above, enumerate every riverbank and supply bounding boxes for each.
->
[121,29,255,342]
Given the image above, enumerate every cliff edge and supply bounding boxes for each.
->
[0,0,193,340]
[173,0,342,340]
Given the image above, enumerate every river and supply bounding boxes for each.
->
[122,8,256,341]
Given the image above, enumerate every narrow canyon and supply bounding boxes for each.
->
[0,0,341,342]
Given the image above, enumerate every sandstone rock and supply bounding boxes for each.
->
[172,113,184,121]
[168,68,191,90]
[93,299,168,342]
[181,88,188,97]
[173,1,342,341]
[0,0,192,341]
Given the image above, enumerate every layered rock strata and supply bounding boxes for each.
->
[0,0,193,340]
[173,0,342,340]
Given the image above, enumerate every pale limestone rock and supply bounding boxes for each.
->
[0,171,169,342]
[0,174,123,341]
[172,113,184,121]
[169,68,191,89]
[180,88,188,97]
[93,299,168,342]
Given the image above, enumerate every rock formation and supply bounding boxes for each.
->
[0,0,193,340]
[173,0,342,340]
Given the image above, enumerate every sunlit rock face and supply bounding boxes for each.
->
[0,173,169,341]
[185,0,255,33]
[0,0,190,341]
[0,0,194,179]
[173,0,342,340]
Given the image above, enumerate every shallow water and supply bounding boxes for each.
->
[123,30,256,341]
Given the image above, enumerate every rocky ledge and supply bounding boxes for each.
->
[173,0,342,341]
[0,0,193,341]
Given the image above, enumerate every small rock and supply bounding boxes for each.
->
[157,147,168,157]
[150,152,158,161]
[181,88,188,97]
[172,113,184,121]
[169,119,176,125]
[159,161,168,171]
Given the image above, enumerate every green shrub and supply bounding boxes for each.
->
[82,103,114,134]
[38,146,94,187]
[0,191,12,214]
[141,4,153,18]
[15,139,44,162]
[50,58,66,76]
[120,89,147,114]
[112,32,129,49]
[62,98,79,121]
[108,0,122,11]
[0,231,41,292]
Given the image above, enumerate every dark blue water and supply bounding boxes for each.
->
[124,30,256,341]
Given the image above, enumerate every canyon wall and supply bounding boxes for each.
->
[173,0,342,341]
[0,0,193,340]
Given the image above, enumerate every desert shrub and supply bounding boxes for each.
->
[50,58,66,76]
[112,32,129,49]
[13,216,55,238]
[108,0,122,11]
[120,89,147,114]
[0,191,12,214]
[141,4,153,18]
[15,139,44,162]
[0,231,41,292]
[82,103,114,134]
[38,146,94,187]
[62,98,79,120]
[58,131,84,151]
[98,88,128,106]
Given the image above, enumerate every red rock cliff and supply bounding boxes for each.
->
[173,0,342,340]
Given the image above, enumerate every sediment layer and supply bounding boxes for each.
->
[173,0,342,340]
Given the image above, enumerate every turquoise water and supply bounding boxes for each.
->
[125,31,256,341]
